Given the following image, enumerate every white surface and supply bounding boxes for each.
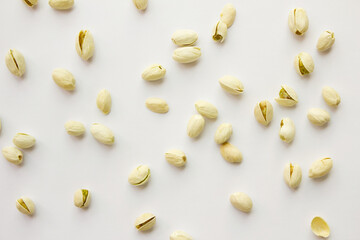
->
[0,0,359,239]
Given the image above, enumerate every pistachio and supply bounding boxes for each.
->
[230,192,253,213]
[212,20,227,43]
[142,64,166,81]
[220,142,242,163]
[170,230,193,240]
[283,163,302,188]
[132,0,147,10]
[172,47,201,63]
[2,146,23,165]
[307,108,330,126]
[23,0,38,7]
[74,189,91,208]
[279,118,295,143]
[187,114,205,138]
[308,157,333,178]
[5,49,26,77]
[311,216,330,238]
[64,121,85,136]
[52,68,76,91]
[128,165,151,186]
[165,149,187,167]
[134,213,156,231]
[90,123,114,145]
[317,31,335,52]
[195,100,218,119]
[171,30,198,46]
[275,85,298,107]
[96,89,112,114]
[145,97,169,113]
[254,100,273,126]
[13,133,36,149]
[218,75,244,95]
[294,52,314,76]
[214,123,233,144]
[220,3,236,28]
[75,30,94,61]
[322,86,340,106]
[49,0,74,10]
[288,8,309,35]
[16,197,35,215]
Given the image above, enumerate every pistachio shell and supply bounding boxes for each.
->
[142,64,166,81]
[311,216,330,238]
[230,192,253,213]
[187,114,205,138]
[294,52,314,76]
[145,97,169,113]
[214,123,233,144]
[52,68,76,91]
[220,142,242,163]
[279,118,295,143]
[74,189,91,208]
[283,163,302,188]
[96,89,112,114]
[134,213,156,231]
[288,8,309,35]
[317,31,335,52]
[23,0,38,7]
[308,157,333,178]
[195,100,218,119]
[220,3,236,28]
[13,133,36,149]
[307,108,330,126]
[16,197,35,215]
[218,75,244,95]
[49,0,74,10]
[171,30,198,46]
[5,49,26,77]
[90,123,114,145]
[275,85,298,107]
[254,100,273,126]
[212,20,227,43]
[322,86,340,106]
[2,146,23,165]
[75,30,94,61]
[65,121,85,136]
[170,230,193,240]
[172,47,201,63]
[132,0,147,10]
[165,149,187,167]
[128,165,151,186]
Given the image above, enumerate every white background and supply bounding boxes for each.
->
[0,0,359,239]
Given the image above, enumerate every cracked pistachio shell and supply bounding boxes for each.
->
[254,100,273,126]
[170,230,193,240]
[145,97,169,113]
[311,216,330,238]
[307,108,330,126]
[132,0,147,10]
[172,30,198,46]
[172,47,201,63]
[214,123,233,144]
[142,64,166,81]
[230,192,252,213]
[65,121,85,136]
[220,3,236,28]
[128,165,151,186]
[90,123,114,145]
[2,146,23,165]
[16,197,35,215]
[187,114,205,138]
[75,30,94,61]
[220,142,242,163]
[135,213,156,231]
[195,100,218,119]
[275,85,298,107]
[74,189,91,208]
[288,8,309,35]
[49,0,74,10]
[212,20,227,43]
[96,89,112,114]
[219,75,244,95]
[322,86,340,106]
[52,68,76,90]
[5,49,26,77]
[309,157,333,178]
[165,149,187,167]
[13,133,36,149]
[279,118,295,143]
[23,0,38,7]
[317,31,335,52]
[294,52,314,76]
[283,163,302,188]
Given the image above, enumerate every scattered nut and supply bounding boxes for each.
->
[220,3,236,28]
[307,108,330,126]
[317,31,335,52]
[96,89,112,114]
[172,47,201,63]
[294,52,314,76]
[13,133,36,149]
[23,0,38,7]
[142,64,166,81]
[171,30,198,46]
[230,192,253,213]
[322,86,340,106]
[49,0,74,10]
[275,85,298,107]
[145,97,169,113]
[90,123,114,145]
[187,114,205,138]
[64,121,85,136]
[195,100,218,119]
[132,0,147,10]
[5,49,26,77]
[254,100,273,126]
[134,213,156,231]
[16,197,35,215]
[74,189,91,208]
[283,163,302,188]
[279,118,295,143]
[2,146,23,165]
[75,30,94,61]
[288,8,309,35]
[218,75,244,95]
[214,123,233,144]
[170,230,193,240]
[128,165,151,186]
[165,149,187,167]
[220,142,242,163]
[212,20,227,43]
[309,157,333,178]
[311,216,330,238]
[52,68,76,91]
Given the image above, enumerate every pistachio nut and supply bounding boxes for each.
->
[294,52,314,76]
[220,142,242,163]
[96,89,112,114]
[52,68,76,91]
[195,100,218,119]
[5,49,26,77]
[311,216,330,238]
[275,85,298,107]
[283,163,302,188]
[2,146,23,165]
[75,30,94,61]
[90,123,114,145]
[165,149,187,167]
[64,121,85,136]
[218,75,244,95]
[128,165,151,186]
[172,30,198,46]
[170,230,193,240]
[230,192,253,213]
[322,86,340,106]
[16,197,35,215]
[279,118,295,143]
[13,133,36,149]
[187,114,205,138]
[317,31,335,52]
[214,123,233,144]
[254,100,273,126]
[134,213,156,231]
[23,0,38,7]
[220,3,236,28]
[288,8,309,35]
[172,46,201,63]
[212,20,227,43]
[307,108,330,126]
[308,157,333,178]
[74,189,91,208]
[142,64,166,81]
[132,0,147,10]
[49,0,74,10]
[145,97,169,113]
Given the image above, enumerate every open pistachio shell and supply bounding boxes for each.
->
[275,85,298,107]
[311,216,330,238]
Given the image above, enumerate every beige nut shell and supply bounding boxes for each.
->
[134,213,156,231]
[16,197,35,215]
[254,100,273,126]
[311,216,330,238]
[230,192,253,213]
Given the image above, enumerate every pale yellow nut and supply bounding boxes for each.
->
[16,197,35,216]
[294,52,314,76]
[49,0,74,10]
[75,30,94,61]
[90,123,114,145]
[283,163,302,188]
[214,123,233,144]
[187,114,205,138]
[254,100,273,126]
[279,118,295,143]
[165,149,187,167]
[230,192,252,213]
[317,31,335,52]
[142,64,166,81]
[212,20,227,43]
[145,97,169,113]
[275,85,298,107]
[307,108,330,126]
[311,216,330,238]
[220,142,242,163]
[288,8,309,35]
[322,86,340,106]
[64,121,85,136]
[5,49,26,77]
[134,213,156,231]
[96,89,112,114]
[52,68,76,91]
[170,230,193,240]
[132,0,147,10]
[172,47,201,63]
[23,0,38,7]
[218,75,244,95]
[195,100,218,119]
[128,165,151,186]
[74,189,91,208]
[171,30,198,46]
[308,157,333,178]
[2,146,23,165]
[220,3,236,28]
[13,133,36,149]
